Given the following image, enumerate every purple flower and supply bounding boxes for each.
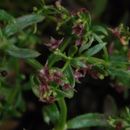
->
[45,37,63,50]
[72,24,84,36]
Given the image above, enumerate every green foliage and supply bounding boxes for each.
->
[4,14,44,37]
[67,113,108,129]
[7,45,40,58]
[43,103,60,124]
[0,2,130,130]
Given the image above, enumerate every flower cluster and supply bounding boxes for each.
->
[109,25,130,46]
[38,64,71,103]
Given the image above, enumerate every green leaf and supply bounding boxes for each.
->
[71,58,86,68]
[31,76,39,98]
[4,14,44,37]
[79,37,94,53]
[6,45,40,58]
[26,59,43,70]
[0,9,14,22]
[68,45,78,57]
[54,88,74,99]
[108,67,130,86]
[67,113,108,129]
[43,103,60,124]
[64,65,75,87]
[84,42,107,56]
[92,25,108,35]
[48,54,62,68]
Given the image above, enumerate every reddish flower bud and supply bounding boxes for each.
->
[109,28,127,45]
[79,8,88,13]
[63,83,71,90]
[39,83,49,93]
[74,69,84,82]
[39,64,51,83]
[75,38,83,46]
[47,96,56,104]
[52,71,63,85]
[72,24,84,36]
[45,37,63,51]
[89,70,99,79]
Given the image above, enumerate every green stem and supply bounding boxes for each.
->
[103,46,109,61]
[27,59,68,130]
[54,98,67,130]
[60,38,71,52]
[26,39,70,130]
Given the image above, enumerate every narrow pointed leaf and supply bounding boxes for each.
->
[7,45,40,58]
[64,65,75,87]
[67,113,108,129]
[0,9,14,22]
[92,25,108,35]
[84,42,107,56]
[4,14,44,37]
